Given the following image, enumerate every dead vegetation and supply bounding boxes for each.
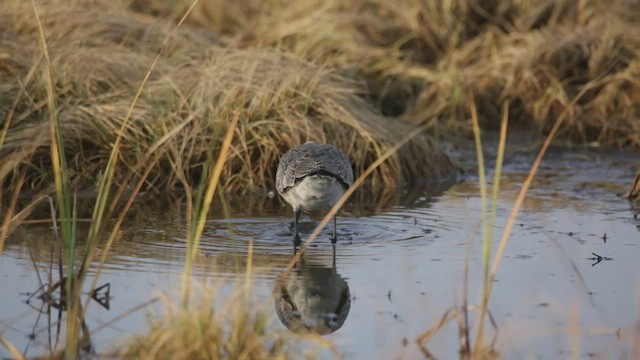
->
[1,0,639,192]
[117,286,331,360]
[0,0,458,196]
[133,0,640,145]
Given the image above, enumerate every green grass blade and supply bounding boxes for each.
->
[182,112,240,307]
[31,1,80,357]
[474,100,509,354]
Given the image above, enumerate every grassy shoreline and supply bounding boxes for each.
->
[2,0,639,196]
[133,0,640,144]
[0,0,458,196]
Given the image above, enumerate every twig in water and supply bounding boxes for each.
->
[588,252,613,266]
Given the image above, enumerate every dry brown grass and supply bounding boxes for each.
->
[0,0,458,196]
[133,0,640,146]
[3,0,638,196]
[117,283,332,360]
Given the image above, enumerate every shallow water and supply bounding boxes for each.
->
[2,145,640,359]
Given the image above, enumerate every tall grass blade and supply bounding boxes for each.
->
[0,337,25,360]
[488,101,509,266]
[182,112,240,306]
[474,99,509,353]
[31,1,79,357]
[77,0,202,287]
[468,93,489,276]
[476,81,598,352]
[0,172,26,254]
[468,93,488,352]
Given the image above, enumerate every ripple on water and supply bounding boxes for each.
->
[3,147,640,359]
[188,198,472,269]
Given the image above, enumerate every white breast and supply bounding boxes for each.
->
[282,174,346,213]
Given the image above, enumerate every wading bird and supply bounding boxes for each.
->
[276,141,353,244]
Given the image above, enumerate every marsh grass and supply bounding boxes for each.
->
[134,0,640,147]
[2,1,208,358]
[31,0,81,355]
[118,278,334,360]
[3,0,638,200]
[5,0,638,197]
[469,96,508,355]
[0,0,457,198]
[418,67,609,357]
[2,0,342,357]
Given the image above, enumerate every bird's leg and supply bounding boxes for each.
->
[293,209,301,245]
[293,242,299,255]
[331,213,338,243]
[332,242,336,267]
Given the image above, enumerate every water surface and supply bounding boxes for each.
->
[1,145,639,358]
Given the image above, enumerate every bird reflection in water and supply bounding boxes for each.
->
[274,246,351,335]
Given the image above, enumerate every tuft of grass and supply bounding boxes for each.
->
[0,0,457,196]
[9,1,205,358]
[134,0,640,147]
[118,281,330,360]
[469,95,508,355]
[31,0,81,355]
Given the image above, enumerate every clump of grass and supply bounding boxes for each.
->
[405,10,640,146]
[0,2,207,359]
[134,0,640,147]
[118,283,329,360]
[0,0,457,196]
